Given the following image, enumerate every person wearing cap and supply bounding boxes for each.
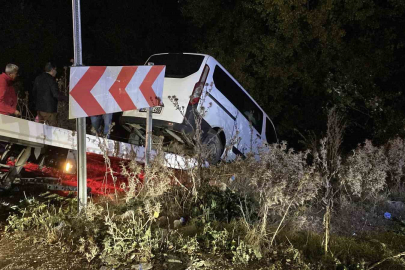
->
[0,64,20,116]
[33,62,66,126]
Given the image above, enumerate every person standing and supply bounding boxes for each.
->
[91,113,113,138]
[33,62,65,126]
[0,64,20,116]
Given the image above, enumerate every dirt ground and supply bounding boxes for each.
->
[0,187,95,270]
[0,235,98,270]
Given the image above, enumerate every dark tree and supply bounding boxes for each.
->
[181,0,405,150]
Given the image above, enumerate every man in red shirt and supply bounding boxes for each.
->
[0,64,20,116]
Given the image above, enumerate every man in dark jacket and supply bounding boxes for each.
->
[33,62,64,126]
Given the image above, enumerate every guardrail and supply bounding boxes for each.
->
[0,114,195,169]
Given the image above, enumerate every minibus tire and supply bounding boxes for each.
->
[203,130,223,164]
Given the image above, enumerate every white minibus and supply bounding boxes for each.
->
[120,53,277,162]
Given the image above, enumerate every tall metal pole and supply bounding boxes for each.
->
[72,0,87,211]
[145,63,154,168]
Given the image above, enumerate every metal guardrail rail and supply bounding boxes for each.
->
[0,114,195,169]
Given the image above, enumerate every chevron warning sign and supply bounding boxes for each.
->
[69,65,165,119]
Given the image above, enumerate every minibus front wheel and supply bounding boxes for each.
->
[203,130,224,164]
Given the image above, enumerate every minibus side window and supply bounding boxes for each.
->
[213,65,263,132]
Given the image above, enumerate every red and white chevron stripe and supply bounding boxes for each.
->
[69,65,165,119]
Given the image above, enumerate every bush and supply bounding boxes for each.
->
[100,208,160,267]
[343,140,389,200]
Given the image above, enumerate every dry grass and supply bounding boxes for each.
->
[2,101,405,269]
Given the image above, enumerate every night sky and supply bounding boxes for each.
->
[0,0,191,88]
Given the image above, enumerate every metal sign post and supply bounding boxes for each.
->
[72,0,87,212]
[145,62,154,168]
[145,108,153,167]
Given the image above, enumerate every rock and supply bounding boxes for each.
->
[173,219,182,229]
[218,182,227,191]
